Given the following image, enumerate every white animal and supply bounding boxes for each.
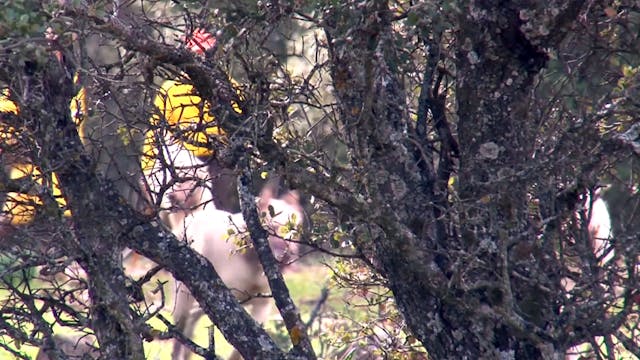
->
[585,190,613,265]
[142,138,212,226]
[125,140,213,276]
[565,189,615,360]
[168,184,303,360]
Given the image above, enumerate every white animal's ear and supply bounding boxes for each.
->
[257,183,276,212]
[258,176,287,208]
[280,190,301,208]
[592,183,611,198]
[195,165,210,182]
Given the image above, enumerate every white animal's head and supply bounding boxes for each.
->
[163,159,214,230]
[167,174,213,212]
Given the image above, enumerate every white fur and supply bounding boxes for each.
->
[170,189,303,360]
[143,140,213,226]
[586,191,614,265]
[565,190,614,359]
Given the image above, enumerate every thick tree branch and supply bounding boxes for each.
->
[126,220,292,358]
[16,52,145,359]
[11,34,287,359]
[237,153,316,360]
[62,6,244,130]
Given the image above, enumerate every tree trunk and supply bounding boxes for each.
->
[323,1,586,358]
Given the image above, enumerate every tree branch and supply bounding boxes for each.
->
[237,153,316,360]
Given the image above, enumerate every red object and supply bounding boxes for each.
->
[186,28,216,54]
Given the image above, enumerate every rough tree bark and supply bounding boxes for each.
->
[3,14,306,360]
[19,54,145,359]
[315,1,590,359]
[4,0,638,359]
[447,1,585,358]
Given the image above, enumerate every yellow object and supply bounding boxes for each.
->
[0,89,20,146]
[141,80,227,172]
[0,89,18,115]
[1,83,86,144]
[68,73,87,140]
[1,85,83,225]
[2,164,70,225]
[0,93,18,149]
[2,86,85,124]
[69,84,87,125]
